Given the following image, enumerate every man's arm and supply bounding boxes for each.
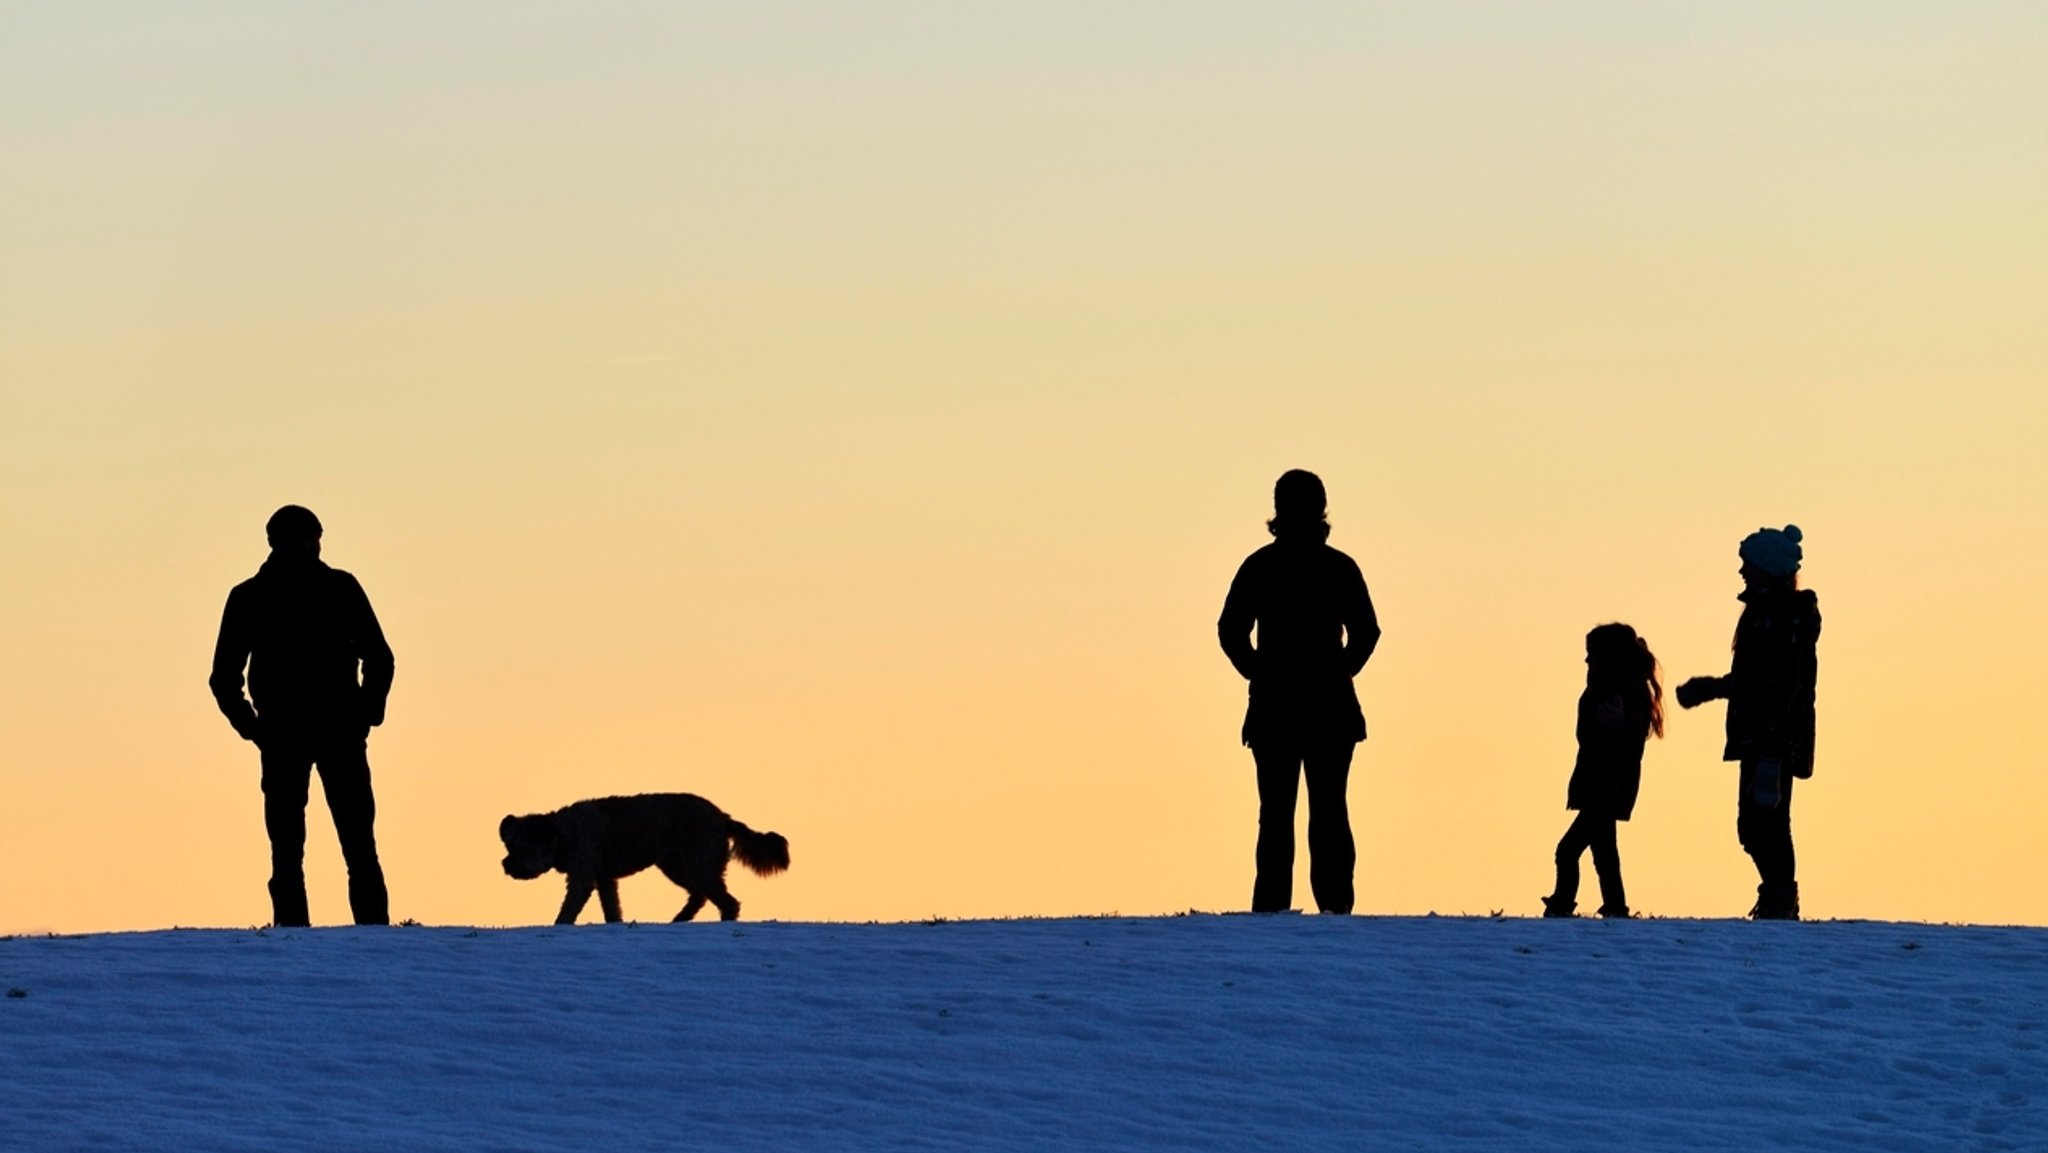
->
[350,576,395,726]
[208,591,261,741]
[1217,559,1260,681]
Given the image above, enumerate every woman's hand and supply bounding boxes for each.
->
[1674,676,1720,709]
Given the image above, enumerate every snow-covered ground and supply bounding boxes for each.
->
[3,915,2043,1151]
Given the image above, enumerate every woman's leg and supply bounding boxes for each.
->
[1302,744,1357,914]
[1738,765,1799,917]
[1250,745,1302,912]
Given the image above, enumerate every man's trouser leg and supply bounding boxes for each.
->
[318,740,389,926]
[259,750,313,928]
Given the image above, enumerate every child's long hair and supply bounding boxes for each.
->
[1586,623,1664,738]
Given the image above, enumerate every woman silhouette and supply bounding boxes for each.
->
[1675,525,1821,920]
[1218,470,1381,913]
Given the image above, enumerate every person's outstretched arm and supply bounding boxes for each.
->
[208,591,261,741]
[1674,674,1727,709]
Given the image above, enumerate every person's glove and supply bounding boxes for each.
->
[1674,676,1718,709]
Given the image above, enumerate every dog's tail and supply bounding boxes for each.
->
[727,819,790,877]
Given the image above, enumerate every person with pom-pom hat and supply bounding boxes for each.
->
[1674,525,1821,920]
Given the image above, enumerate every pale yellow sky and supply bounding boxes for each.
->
[3,4,2044,931]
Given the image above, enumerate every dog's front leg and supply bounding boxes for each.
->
[597,879,623,923]
[556,876,596,925]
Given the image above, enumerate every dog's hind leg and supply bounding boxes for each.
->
[709,889,741,921]
[598,879,624,923]
[556,876,595,925]
[658,860,709,921]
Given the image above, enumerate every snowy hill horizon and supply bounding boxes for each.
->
[5,914,2044,1151]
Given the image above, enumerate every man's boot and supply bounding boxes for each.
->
[348,869,390,926]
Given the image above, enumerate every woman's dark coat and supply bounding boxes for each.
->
[1217,538,1380,749]
[1687,586,1822,777]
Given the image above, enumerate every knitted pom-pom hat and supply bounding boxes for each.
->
[1739,524,1803,578]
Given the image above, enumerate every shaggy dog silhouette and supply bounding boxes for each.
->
[499,793,789,924]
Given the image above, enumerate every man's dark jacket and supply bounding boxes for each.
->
[210,555,394,743]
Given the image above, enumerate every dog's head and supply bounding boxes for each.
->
[499,813,560,880]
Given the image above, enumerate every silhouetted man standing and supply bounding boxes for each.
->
[210,505,394,927]
[1219,470,1381,914]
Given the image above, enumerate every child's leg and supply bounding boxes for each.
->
[1549,811,1596,911]
[1588,818,1627,915]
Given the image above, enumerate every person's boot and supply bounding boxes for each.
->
[1540,895,1576,918]
[1595,872,1628,922]
[1751,882,1800,921]
[1774,882,1801,922]
[268,876,310,928]
[347,866,390,926]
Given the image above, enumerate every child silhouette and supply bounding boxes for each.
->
[1542,623,1663,919]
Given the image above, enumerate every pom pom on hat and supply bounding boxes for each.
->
[1739,524,1803,578]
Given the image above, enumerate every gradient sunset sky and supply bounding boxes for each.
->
[4,3,2044,932]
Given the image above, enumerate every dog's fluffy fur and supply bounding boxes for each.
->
[499,793,789,924]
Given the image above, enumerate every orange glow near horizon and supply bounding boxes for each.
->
[4,5,2046,932]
